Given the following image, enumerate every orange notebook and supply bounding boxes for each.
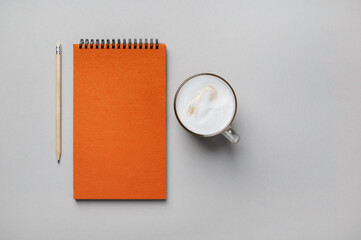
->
[73,39,166,199]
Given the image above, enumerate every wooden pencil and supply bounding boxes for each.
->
[56,43,61,163]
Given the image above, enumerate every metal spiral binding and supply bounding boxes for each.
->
[79,39,84,49]
[123,39,126,49]
[79,38,159,49]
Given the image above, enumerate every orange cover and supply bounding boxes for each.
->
[73,43,166,199]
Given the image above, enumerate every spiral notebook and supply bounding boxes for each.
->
[73,38,166,199]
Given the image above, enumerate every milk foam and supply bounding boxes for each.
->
[175,75,236,135]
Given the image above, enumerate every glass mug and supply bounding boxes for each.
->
[174,73,240,143]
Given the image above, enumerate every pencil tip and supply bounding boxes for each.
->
[57,152,61,163]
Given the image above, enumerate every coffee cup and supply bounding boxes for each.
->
[174,73,240,143]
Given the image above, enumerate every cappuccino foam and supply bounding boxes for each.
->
[175,75,236,136]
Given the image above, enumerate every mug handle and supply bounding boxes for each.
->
[222,127,240,144]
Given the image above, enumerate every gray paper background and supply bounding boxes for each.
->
[1,0,361,239]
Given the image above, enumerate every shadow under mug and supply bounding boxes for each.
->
[174,73,240,144]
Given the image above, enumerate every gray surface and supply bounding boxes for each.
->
[1,0,361,239]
